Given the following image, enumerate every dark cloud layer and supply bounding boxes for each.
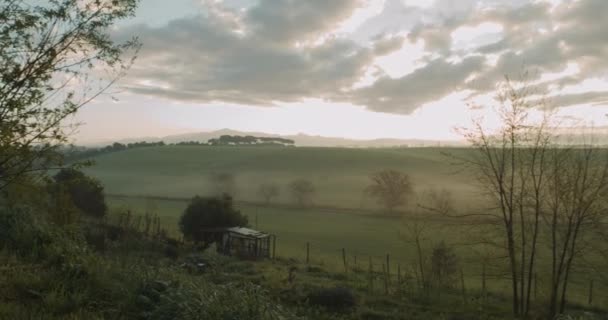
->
[117,0,608,114]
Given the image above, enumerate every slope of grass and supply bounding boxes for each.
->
[89,146,607,308]
[85,146,478,209]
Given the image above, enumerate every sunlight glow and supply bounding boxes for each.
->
[451,22,504,51]
[373,38,427,78]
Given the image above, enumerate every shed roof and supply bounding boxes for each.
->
[227,227,269,239]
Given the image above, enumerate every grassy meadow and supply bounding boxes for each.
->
[84,145,479,209]
[87,146,607,308]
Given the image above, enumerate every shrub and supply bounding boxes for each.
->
[430,241,459,288]
[179,194,248,245]
[307,287,357,311]
[53,168,108,219]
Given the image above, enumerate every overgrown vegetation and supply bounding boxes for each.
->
[0,0,606,319]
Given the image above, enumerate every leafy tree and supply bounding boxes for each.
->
[366,170,414,213]
[257,182,280,205]
[288,179,315,207]
[53,168,107,219]
[0,0,140,191]
[179,195,248,245]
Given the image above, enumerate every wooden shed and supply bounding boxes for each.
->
[218,227,275,260]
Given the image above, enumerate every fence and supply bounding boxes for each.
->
[270,240,607,309]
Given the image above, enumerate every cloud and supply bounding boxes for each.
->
[116,0,608,115]
[349,56,485,114]
[245,0,364,45]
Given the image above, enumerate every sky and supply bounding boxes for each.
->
[73,0,608,144]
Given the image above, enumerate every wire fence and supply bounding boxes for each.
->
[269,239,607,309]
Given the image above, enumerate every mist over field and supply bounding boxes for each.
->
[2,0,608,319]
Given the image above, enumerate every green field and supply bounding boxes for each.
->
[84,146,478,209]
[88,146,606,306]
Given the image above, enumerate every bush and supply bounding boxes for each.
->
[307,287,357,311]
[53,168,107,219]
[179,194,248,245]
[430,241,459,288]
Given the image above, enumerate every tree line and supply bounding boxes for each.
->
[65,135,296,161]
[208,135,295,146]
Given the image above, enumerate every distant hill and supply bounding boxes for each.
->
[83,145,477,209]
[84,128,466,148]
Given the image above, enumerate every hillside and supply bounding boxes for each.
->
[84,146,477,209]
[83,128,466,148]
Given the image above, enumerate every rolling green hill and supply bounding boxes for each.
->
[84,145,478,210]
[85,146,607,306]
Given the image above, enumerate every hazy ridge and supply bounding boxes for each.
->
[85,128,466,148]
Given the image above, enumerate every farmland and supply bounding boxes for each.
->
[88,146,607,308]
[84,145,479,209]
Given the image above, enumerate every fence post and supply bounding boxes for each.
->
[306,242,310,264]
[386,254,391,286]
[460,268,467,306]
[397,264,401,285]
[382,264,388,294]
[342,248,348,273]
[588,279,594,306]
[369,257,374,293]
[534,272,538,301]
[482,261,487,304]
[272,235,276,259]
[413,263,421,290]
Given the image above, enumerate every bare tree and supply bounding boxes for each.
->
[257,182,280,205]
[544,143,608,317]
[288,179,315,207]
[366,169,414,214]
[456,78,553,318]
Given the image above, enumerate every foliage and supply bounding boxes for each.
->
[0,205,89,267]
[53,168,107,219]
[179,194,248,244]
[289,179,315,207]
[366,170,414,213]
[0,0,140,190]
[306,286,356,311]
[140,281,292,320]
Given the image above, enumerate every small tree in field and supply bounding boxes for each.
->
[289,179,315,207]
[366,170,414,214]
[179,194,248,247]
[257,182,280,205]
